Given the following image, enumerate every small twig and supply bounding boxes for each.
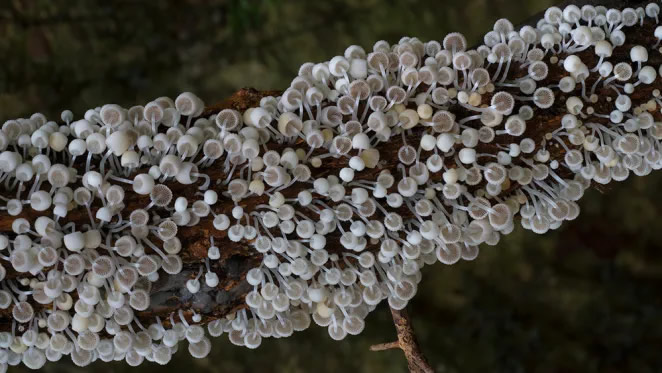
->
[370,307,434,373]
[369,341,400,352]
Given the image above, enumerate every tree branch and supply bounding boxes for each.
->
[0,0,659,370]
[0,0,655,334]
[371,308,435,373]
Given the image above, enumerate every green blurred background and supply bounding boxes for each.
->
[4,0,662,372]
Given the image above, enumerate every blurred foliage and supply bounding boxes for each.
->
[5,0,662,372]
[0,0,552,120]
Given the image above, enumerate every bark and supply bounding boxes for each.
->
[370,308,434,373]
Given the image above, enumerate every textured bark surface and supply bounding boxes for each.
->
[370,308,434,373]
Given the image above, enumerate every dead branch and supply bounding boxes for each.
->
[370,307,435,373]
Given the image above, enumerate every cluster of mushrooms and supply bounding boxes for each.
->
[1,2,662,369]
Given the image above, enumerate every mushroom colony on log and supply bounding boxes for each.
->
[1,1,662,370]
